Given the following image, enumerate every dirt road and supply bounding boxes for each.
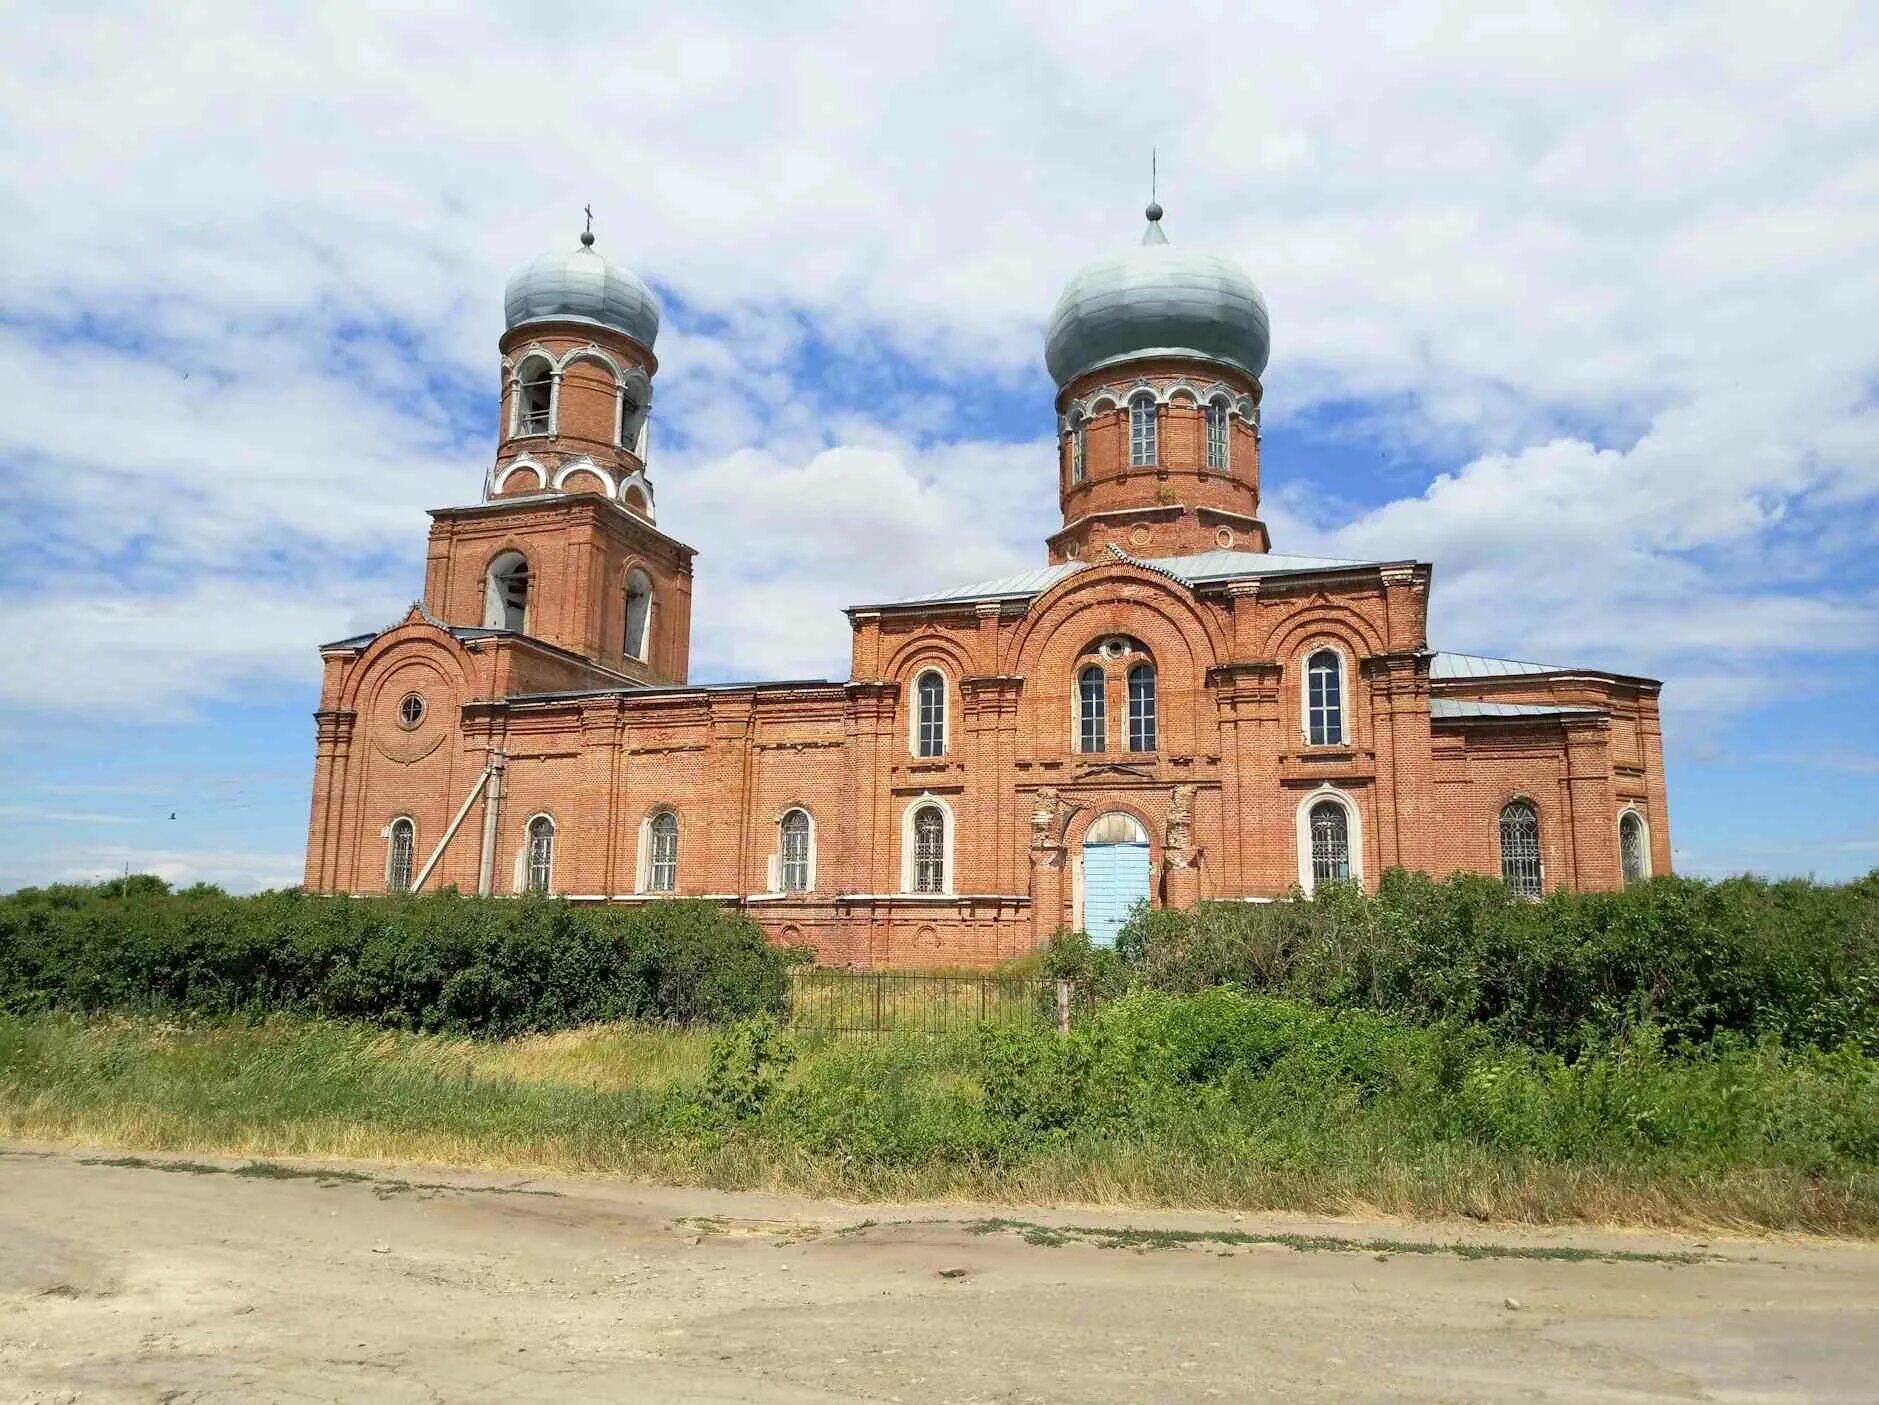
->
[3,1145,1876,1402]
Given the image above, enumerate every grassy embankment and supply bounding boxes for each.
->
[3,999,1873,1236]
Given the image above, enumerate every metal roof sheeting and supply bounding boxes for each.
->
[1430,651,1565,679]
[867,548,1387,609]
[1429,698,1605,720]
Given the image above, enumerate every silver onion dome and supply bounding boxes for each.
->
[1044,206,1269,388]
[503,231,661,350]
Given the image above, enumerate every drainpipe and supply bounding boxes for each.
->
[477,749,506,896]
[411,764,493,894]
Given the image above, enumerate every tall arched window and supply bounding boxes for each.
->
[648,811,679,893]
[623,568,652,662]
[1620,811,1648,886]
[780,809,812,893]
[913,804,946,893]
[387,818,414,894]
[619,392,640,447]
[1078,665,1107,753]
[1309,800,1350,885]
[914,670,946,758]
[1069,415,1086,484]
[515,356,553,436]
[1499,801,1543,898]
[1127,663,1157,752]
[485,551,530,631]
[1306,649,1344,745]
[1129,393,1158,466]
[525,815,555,893]
[1205,397,1230,471]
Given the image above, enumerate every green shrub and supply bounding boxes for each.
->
[1113,870,1879,1056]
[0,881,791,1034]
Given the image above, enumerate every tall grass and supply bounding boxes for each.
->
[4,1002,1874,1236]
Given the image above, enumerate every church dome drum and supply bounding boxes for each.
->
[1044,205,1269,389]
[503,232,661,351]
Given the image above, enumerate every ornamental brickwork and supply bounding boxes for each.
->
[303,223,1670,966]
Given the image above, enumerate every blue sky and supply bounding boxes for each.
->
[2,2,1875,891]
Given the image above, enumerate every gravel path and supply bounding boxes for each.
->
[3,1143,1876,1402]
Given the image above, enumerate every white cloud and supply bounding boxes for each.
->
[0,0,1873,748]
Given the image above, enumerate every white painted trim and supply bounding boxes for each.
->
[489,456,548,496]
[636,808,680,894]
[516,812,556,894]
[899,793,955,896]
[383,815,416,893]
[509,351,558,438]
[1299,641,1352,747]
[551,457,618,496]
[554,341,626,380]
[1295,785,1362,893]
[908,666,949,758]
[769,806,817,894]
[1618,806,1652,882]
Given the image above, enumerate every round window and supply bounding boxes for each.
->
[397,692,427,730]
[1216,527,1236,549]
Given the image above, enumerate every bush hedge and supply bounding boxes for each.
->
[1102,870,1879,1057]
[0,879,799,1034]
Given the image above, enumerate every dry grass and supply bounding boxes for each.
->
[2,1012,1873,1238]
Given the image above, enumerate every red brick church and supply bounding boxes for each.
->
[303,206,1670,965]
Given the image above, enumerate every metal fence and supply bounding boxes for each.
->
[787,969,1095,1037]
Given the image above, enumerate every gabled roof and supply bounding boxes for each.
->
[1429,698,1605,720]
[856,547,1395,611]
[1429,651,1566,679]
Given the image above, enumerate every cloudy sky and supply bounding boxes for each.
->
[2,1,1875,891]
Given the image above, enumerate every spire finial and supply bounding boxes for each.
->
[1142,152,1168,244]
[580,203,596,247]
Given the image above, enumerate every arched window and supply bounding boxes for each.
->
[386,818,414,894]
[1127,663,1157,752]
[484,551,530,631]
[619,392,640,448]
[914,670,946,758]
[912,804,946,893]
[779,808,812,893]
[647,811,679,893]
[1069,415,1086,484]
[1620,811,1648,886]
[515,356,553,436]
[1129,393,1158,467]
[1078,664,1107,753]
[623,568,652,662]
[1308,800,1350,885]
[1305,649,1344,746]
[525,815,555,893]
[1205,397,1230,471]
[1499,801,1543,898]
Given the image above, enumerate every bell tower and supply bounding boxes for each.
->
[1043,204,1271,562]
[420,219,695,684]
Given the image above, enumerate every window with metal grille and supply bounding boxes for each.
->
[1127,663,1157,752]
[516,357,553,435]
[387,818,414,893]
[1620,812,1647,886]
[1205,398,1230,470]
[1129,394,1157,466]
[913,805,945,893]
[780,809,811,892]
[1070,419,1086,483]
[915,670,945,757]
[1306,650,1344,745]
[1310,801,1351,885]
[1499,801,1543,898]
[485,551,530,631]
[526,815,554,893]
[1078,665,1106,753]
[648,811,678,892]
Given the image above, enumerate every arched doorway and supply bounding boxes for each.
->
[1079,811,1151,948]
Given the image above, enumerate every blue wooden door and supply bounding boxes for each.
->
[1083,842,1151,948]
